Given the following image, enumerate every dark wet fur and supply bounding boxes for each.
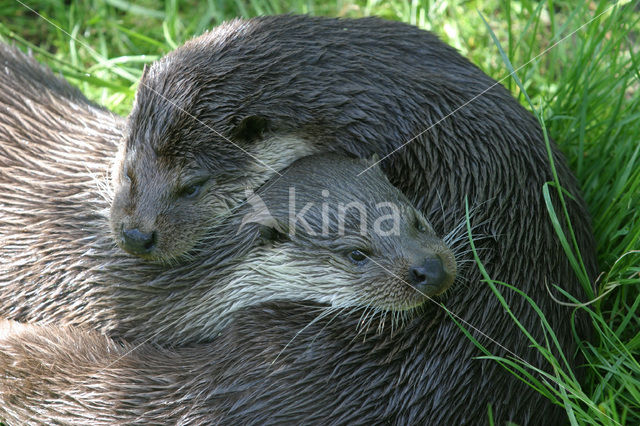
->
[0,40,452,337]
[0,54,444,348]
[119,15,598,424]
[0,12,599,424]
[0,44,264,345]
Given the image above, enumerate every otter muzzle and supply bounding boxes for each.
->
[408,256,448,295]
[122,228,157,256]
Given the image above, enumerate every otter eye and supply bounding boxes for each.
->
[347,249,369,265]
[178,177,209,199]
[257,225,288,246]
[124,166,133,182]
[415,215,428,233]
[180,183,202,198]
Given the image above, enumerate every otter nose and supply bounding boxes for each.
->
[408,256,446,293]
[122,228,156,255]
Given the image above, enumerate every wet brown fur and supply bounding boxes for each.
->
[0,40,456,326]
[0,12,599,424]
[108,15,597,423]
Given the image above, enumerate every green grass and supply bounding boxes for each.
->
[1,0,638,424]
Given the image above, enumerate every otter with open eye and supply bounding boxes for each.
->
[105,154,459,340]
[245,154,457,311]
[109,112,319,262]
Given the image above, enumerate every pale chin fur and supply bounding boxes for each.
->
[156,244,359,343]
[246,134,321,180]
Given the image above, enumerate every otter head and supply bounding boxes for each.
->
[245,154,457,312]
[110,58,317,263]
[109,136,226,263]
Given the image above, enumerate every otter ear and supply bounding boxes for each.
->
[256,223,288,246]
[140,64,150,81]
[231,115,270,144]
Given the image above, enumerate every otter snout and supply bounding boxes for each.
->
[408,255,448,295]
[121,228,157,256]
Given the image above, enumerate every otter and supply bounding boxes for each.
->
[0,43,255,344]
[112,15,596,272]
[108,15,597,423]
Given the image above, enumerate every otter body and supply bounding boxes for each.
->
[0,45,474,424]
[108,15,597,423]
[0,12,598,423]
